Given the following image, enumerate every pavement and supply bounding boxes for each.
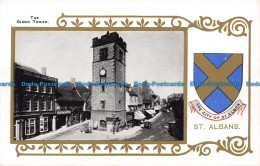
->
[28,121,89,140]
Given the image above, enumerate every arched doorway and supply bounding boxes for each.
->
[99,120,107,131]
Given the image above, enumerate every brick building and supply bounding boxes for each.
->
[126,85,138,112]
[91,32,127,131]
[13,63,57,140]
[55,78,91,129]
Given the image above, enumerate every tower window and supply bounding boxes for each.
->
[119,50,123,62]
[100,101,106,109]
[100,76,106,83]
[100,48,108,61]
[101,86,105,92]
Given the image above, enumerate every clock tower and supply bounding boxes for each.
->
[91,32,127,131]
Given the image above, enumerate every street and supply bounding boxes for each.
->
[126,111,178,141]
[34,111,178,141]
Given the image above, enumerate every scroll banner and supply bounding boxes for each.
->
[188,99,246,121]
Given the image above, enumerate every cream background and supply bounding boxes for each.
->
[0,0,259,165]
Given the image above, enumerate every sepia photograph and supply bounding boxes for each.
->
[13,30,184,141]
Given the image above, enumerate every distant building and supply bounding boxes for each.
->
[167,93,184,102]
[141,81,152,109]
[131,86,143,111]
[13,63,57,140]
[55,78,91,129]
[150,89,159,108]
[131,82,160,110]
[126,85,138,112]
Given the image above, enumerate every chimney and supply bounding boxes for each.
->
[41,67,46,75]
[71,77,76,84]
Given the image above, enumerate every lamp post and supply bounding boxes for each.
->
[112,112,116,134]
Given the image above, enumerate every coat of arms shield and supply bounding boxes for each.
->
[194,53,243,114]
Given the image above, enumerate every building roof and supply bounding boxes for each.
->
[56,81,91,102]
[127,89,138,96]
[14,62,58,82]
[76,85,91,103]
[55,88,84,102]
[15,62,40,74]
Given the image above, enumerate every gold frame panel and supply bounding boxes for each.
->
[11,14,251,156]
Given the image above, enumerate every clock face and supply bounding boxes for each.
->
[100,69,106,76]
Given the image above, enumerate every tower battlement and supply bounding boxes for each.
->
[92,32,127,52]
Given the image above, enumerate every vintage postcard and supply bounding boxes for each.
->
[0,0,259,165]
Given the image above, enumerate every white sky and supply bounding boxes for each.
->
[15,31,184,99]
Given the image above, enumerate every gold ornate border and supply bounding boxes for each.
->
[56,14,250,37]
[16,136,251,156]
[11,14,252,156]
